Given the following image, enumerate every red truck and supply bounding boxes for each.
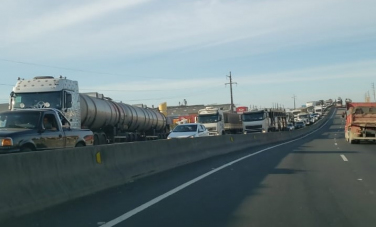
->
[344,102,376,144]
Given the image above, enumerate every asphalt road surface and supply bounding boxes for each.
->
[2,108,376,227]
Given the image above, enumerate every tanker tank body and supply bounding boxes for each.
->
[79,93,168,144]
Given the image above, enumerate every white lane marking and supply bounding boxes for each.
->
[335,143,338,146]
[340,154,348,162]
[99,110,336,227]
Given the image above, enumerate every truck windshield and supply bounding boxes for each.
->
[0,112,40,129]
[13,92,62,109]
[242,112,264,122]
[298,114,309,119]
[197,114,219,123]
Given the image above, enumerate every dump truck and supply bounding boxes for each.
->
[10,76,169,144]
[344,102,376,144]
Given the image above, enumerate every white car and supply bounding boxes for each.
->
[286,123,295,131]
[167,123,210,139]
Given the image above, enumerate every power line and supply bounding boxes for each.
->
[79,87,214,92]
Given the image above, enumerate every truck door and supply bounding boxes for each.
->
[38,113,65,149]
[57,110,76,148]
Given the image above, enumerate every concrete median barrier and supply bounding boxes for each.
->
[0,107,334,221]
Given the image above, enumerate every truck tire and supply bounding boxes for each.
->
[349,133,355,144]
[75,143,85,147]
[94,134,100,145]
[100,133,107,144]
[20,147,32,152]
[345,132,349,142]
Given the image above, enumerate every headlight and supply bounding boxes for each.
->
[1,138,13,146]
[189,135,195,138]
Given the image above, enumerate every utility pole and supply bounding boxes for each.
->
[292,94,296,109]
[225,71,237,112]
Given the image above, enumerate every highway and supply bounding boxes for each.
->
[2,108,376,227]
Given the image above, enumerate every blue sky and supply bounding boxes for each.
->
[1,0,376,109]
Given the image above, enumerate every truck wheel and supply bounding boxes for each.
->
[125,133,131,142]
[349,134,355,144]
[94,134,100,145]
[75,143,85,147]
[20,147,32,152]
[100,133,107,144]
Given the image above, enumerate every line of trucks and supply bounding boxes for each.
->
[195,107,288,135]
[0,76,329,153]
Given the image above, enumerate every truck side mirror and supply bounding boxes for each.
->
[65,93,72,108]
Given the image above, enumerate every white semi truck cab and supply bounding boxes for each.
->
[197,107,242,135]
[11,76,81,128]
[242,109,287,133]
[314,106,323,116]
[197,107,225,136]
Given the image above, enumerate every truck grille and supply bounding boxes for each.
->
[245,125,262,129]
[206,127,216,131]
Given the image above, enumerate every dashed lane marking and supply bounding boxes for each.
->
[340,154,348,162]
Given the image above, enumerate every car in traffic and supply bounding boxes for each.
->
[286,123,295,131]
[294,121,305,129]
[167,123,209,139]
[0,109,93,153]
[311,113,320,121]
[309,114,316,124]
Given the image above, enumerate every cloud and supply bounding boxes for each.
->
[2,0,153,42]
[237,60,376,86]
[78,59,376,104]
[2,0,376,59]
